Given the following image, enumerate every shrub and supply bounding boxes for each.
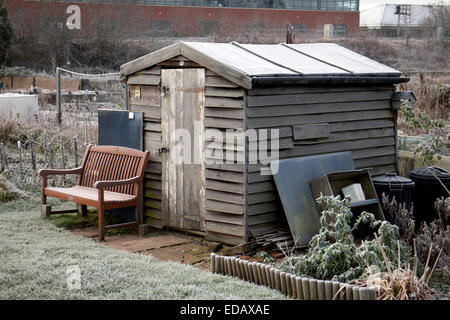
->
[277,195,407,282]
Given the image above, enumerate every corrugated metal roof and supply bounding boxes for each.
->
[183,41,401,77]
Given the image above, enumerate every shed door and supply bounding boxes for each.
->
[161,68,206,232]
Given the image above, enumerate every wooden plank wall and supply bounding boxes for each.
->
[245,85,397,238]
[128,65,163,229]
[204,69,247,246]
[128,56,247,245]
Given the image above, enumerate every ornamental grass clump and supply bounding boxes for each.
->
[350,240,441,300]
[278,194,406,282]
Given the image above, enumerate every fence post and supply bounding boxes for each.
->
[73,138,78,167]
[0,143,8,172]
[56,67,61,126]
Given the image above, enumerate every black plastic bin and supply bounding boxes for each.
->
[409,166,450,227]
[373,173,415,221]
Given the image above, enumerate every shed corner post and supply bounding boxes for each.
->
[243,89,249,243]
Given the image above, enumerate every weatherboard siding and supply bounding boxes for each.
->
[245,85,397,238]
[130,57,247,244]
[204,68,246,245]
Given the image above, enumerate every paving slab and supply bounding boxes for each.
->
[171,242,210,254]
[143,247,205,265]
[102,234,193,252]
[143,247,184,263]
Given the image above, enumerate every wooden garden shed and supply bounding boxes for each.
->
[120,41,408,246]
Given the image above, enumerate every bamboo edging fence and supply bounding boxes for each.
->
[210,253,377,300]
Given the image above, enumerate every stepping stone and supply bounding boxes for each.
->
[143,247,184,263]
[102,234,193,252]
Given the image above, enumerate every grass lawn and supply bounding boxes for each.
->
[0,197,287,300]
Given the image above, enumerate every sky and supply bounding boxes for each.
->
[359,0,449,10]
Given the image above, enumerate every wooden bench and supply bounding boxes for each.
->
[39,145,150,241]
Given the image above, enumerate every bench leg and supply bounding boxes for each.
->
[98,206,105,241]
[138,224,148,237]
[135,204,144,237]
[41,205,52,218]
[77,204,88,217]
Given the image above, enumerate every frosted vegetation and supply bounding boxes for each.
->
[0,198,286,300]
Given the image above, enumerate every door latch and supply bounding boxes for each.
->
[159,85,169,97]
[158,147,169,153]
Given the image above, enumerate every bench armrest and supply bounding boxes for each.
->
[39,167,83,177]
[94,176,142,190]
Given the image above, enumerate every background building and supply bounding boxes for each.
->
[360,3,449,37]
[5,0,360,38]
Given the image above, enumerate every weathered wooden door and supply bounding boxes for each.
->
[161,68,206,232]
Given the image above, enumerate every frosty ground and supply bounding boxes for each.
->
[0,197,286,300]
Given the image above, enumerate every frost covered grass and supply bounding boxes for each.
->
[0,198,286,300]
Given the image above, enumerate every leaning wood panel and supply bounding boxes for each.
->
[247,90,393,107]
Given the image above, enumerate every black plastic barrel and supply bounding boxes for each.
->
[372,173,415,223]
[409,166,450,227]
